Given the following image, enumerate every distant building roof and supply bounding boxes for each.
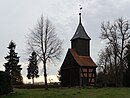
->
[70,49,96,67]
[71,13,91,41]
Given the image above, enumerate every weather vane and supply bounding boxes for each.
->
[79,5,82,14]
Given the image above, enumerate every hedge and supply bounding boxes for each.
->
[0,71,13,95]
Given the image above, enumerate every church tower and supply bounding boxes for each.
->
[71,12,91,56]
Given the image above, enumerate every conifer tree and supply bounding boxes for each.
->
[4,41,23,84]
[27,51,39,84]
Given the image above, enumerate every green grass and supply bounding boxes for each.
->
[1,87,130,98]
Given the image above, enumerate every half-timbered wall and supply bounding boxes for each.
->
[80,67,96,86]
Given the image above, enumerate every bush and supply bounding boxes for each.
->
[0,71,13,95]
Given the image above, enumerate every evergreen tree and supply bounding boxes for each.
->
[27,51,39,84]
[4,41,23,84]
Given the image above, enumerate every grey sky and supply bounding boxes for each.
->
[0,0,130,77]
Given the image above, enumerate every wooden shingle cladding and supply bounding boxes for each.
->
[61,49,80,87]
[61,49,97,87]
[71,39,90,56]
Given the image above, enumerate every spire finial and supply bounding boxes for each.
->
[79,5,82,24]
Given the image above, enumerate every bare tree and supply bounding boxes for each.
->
[123,43,130,86]
[99,17,130,86]
[27,15,63,89]
[97,46,115,86]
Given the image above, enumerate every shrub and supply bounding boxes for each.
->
[0,71,13,95]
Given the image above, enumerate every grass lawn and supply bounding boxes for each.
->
[1,87,130,98]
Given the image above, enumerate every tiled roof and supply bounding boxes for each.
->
[70,49,96,67]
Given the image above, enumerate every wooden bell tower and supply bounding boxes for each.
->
[71,12,91,56]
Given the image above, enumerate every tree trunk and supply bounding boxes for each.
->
[119,62,124,87]
[114,53,118,87]
[43,60,48,90]
[32,77,34,85]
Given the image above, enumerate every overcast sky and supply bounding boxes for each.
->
[0,0,130,78]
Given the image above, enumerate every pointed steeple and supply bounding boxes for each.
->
[79,12,81,24]
[71,10,91,41]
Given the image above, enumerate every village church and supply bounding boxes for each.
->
[60,11,97,87]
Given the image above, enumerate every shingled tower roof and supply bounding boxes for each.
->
[71,13,91,41]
